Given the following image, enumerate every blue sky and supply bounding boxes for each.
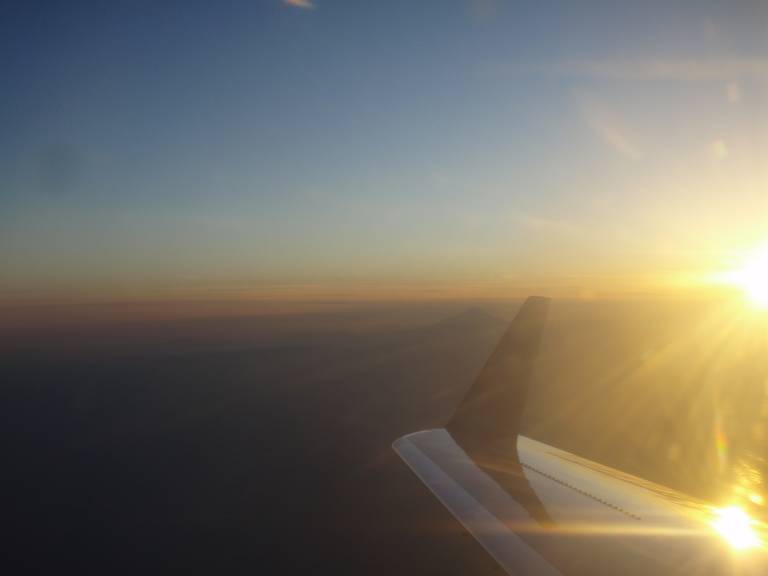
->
[3,1,768,301]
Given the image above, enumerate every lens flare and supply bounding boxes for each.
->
[749,493,765,506]
[711,506,761,550]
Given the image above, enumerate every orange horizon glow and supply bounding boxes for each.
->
[0,276,738,306]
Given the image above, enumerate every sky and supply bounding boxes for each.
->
[3,0,768,303]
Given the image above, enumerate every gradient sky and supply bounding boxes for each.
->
[3,1,768,302]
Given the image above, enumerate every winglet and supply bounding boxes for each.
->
[447,296,551,456]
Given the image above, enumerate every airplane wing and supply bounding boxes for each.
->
[393,297,768,575]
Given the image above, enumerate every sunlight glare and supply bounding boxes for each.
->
[712,506,761,550]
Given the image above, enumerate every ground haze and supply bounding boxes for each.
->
[2,301,513,575]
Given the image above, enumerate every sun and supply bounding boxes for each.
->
[724,246,768,309]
